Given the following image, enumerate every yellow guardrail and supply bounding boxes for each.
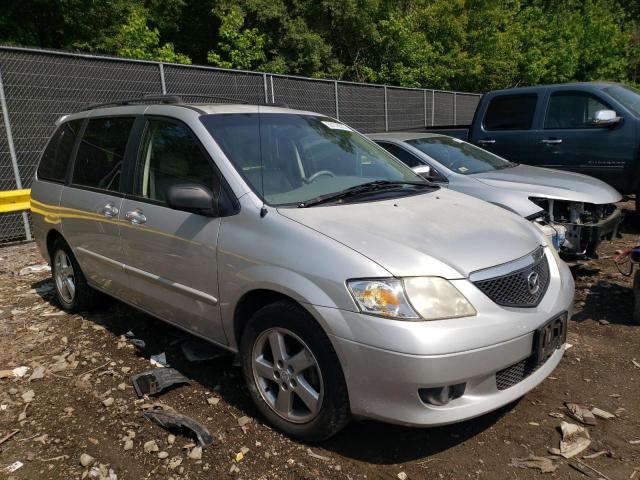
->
[0,189,31,213]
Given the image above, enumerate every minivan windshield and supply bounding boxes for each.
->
[406,136,515,175]
[201,113,427,206]
[603,84,640,117]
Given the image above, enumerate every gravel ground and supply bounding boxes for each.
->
[0,202,639,480]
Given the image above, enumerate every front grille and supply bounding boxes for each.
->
[495,355,541,390]
[473,250,550,307]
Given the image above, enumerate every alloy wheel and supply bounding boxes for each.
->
[54,250,76,303]
[251,327,324,423]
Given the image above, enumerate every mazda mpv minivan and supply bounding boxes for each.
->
[30,96,574,441]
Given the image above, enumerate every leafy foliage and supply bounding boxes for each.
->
[1,0,639,90]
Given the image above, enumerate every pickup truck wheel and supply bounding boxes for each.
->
[50,238,95,312]
[240,300,350,441]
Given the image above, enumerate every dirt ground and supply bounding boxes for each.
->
[0,203,639,480]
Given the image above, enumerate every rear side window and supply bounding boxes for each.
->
[483,94,537,131]
[37,120,82,183]
[72,117,134,192]
[377,142,423,167]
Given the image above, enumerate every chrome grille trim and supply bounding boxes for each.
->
[469,246,545,282]
[471,247,550,308]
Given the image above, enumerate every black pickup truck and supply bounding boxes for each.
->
[423,82,640,209]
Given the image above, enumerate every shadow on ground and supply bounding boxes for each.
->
[31,277,514,463]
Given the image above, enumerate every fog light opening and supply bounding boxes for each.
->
[418,383,466,406]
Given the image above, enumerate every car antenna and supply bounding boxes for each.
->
[258,107,268,218]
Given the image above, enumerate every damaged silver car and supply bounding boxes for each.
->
[370,132,622,259]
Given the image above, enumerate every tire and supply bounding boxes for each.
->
[50,238,95,312]
[240,300,350,442]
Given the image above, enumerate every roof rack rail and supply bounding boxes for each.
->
[85,94,183,110]
[84,94,290,111]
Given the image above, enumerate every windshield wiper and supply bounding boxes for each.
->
[298,180,433,208]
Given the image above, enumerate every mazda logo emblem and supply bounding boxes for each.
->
[527,271,540,295]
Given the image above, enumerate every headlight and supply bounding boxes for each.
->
[404,277,476,320]
[347,279,418,319]
[347,277,476,321]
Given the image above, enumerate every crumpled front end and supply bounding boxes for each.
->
[529,197,621,258]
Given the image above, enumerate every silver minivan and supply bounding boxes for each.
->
[30,97,574,441]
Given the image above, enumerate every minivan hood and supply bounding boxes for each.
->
[471,164,621,204]
[278,189,543,278]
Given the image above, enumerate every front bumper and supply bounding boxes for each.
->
[311,248,575,426]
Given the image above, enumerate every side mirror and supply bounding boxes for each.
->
[412,164,446,183]
[590,109,622,126]
[166,184,217,216]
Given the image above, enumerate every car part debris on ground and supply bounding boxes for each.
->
[143,410,214,447]
[550,421,592,459]
[131,368,190,397]
[565,402,597,425]
[509,455,557,473]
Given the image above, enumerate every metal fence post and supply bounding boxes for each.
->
[423,89,427,127]
[453,92,457,125]
[0,67,31,241]
[269,75,275,103]
[158,63,167,94]
[334,81,339,120]
[431,90,435,126]
[263,73,269,103]
[384,86,388,132]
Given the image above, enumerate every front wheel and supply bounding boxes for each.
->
[240,301,350,441]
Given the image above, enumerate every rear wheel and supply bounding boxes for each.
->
[240,301,350,441]
[50,238,95,312]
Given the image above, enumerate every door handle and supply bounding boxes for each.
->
[125,209,147,225]
[100,203,119,218]
[540,138,563,145]
[477,139,496,145]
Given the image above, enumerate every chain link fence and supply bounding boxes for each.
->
[0,45,481,244]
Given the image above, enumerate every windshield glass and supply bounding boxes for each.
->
[603,84,640,117]
[201,113,424,205]
[406,136,514,175]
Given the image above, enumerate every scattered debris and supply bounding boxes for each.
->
[591,407,615,420]
[124,330,146,349]
[549,412,565,419]
[80,453,95,467]
[4,461,24,473]
[131,368,190,398]
[237,416,251,427]
[158,451,169,459]
[123,439,133,451]
[307,448,330,461]
[102,397,114,407]
[598,319,610,325]
[180,339,226,362]
[28,366,45,382]
[149,352,168,368]
[583,450,610,459]
[188,446,202,460]
[168,457,182,470]
[509,456,557,474]
[206,396,220,406]
[143,410,214,447]
[565,403,597,426]
[550,422,591,459]
[0,429,20,445]
[629,439,640,445]
[143,440,159,453]
[21,389,35,403]
[397,472,408,480]
[19,264,50,275]
[12,366,29,378]
[632,359,640,369]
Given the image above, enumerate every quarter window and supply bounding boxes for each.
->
[135,119,217,202]
[483,94,537,131]
[72,117,134,191]
[544,92,610,129]
[37,120,82,183]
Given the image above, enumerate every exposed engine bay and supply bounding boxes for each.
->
[530,197,621,259]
